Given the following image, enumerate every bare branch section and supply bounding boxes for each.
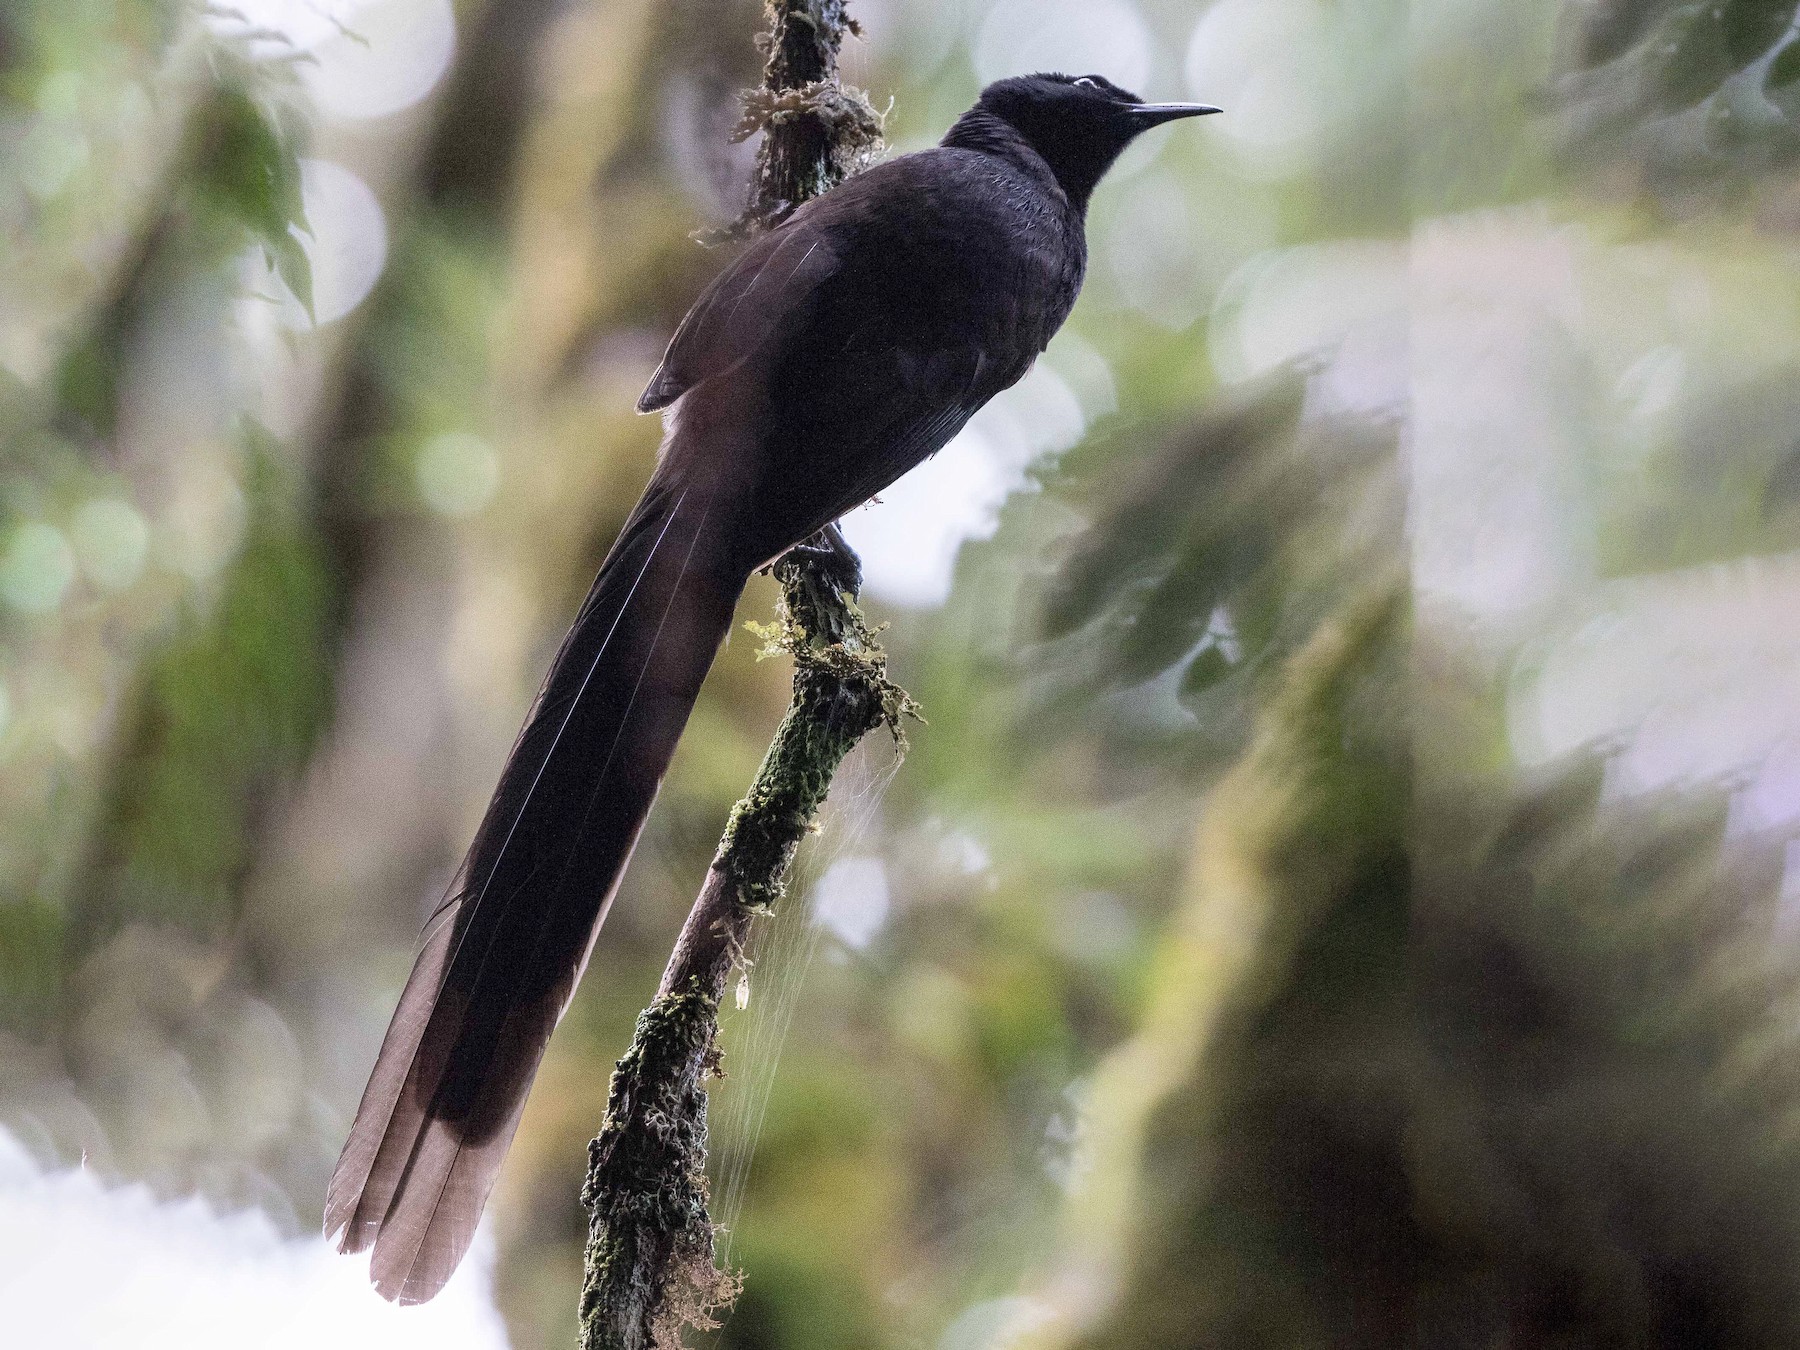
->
[577,8,891,1347]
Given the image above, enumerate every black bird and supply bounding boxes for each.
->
[325,72,1218,1302]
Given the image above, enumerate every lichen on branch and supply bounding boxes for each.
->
[722,0,882,236]
[578,990,738,1350]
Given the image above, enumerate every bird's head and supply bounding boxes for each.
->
[961,73,1220,211]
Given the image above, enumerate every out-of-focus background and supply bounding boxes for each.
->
[4,0,1800,1345]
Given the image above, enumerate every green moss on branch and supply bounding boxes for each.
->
[578,989,736,1350]
[578,551,913,1350]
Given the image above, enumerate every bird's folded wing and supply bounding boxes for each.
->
[637,225,843,413]
[724,343,1024,562]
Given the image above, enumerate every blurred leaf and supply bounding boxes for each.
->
[1042,372,1305,644]
[1556,0,1800,187]
[52,330,124,441]
[1773,29,1800,85]
[0,896,61,1039]
[1043,584,1800,1347]
[1177,642,1236,700]
[196,84,312,317]
[1035,369,1400,741]
[1601,365,1800,571]
[1766,442,1800,517]
[268,232,314,320]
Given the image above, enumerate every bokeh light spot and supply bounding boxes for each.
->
[938,1295,1057,1350]
[844,362,1085,608]
[1185,0,1330,176]
[302,0,457,123]
[416,433,501,518]
[18,121,89,199]
[290,159,389,327]
[1104,175,1208,330]
[0,523,77,613]
[37,71,84,117]
[974,0,1152,92]
[810,857,891,950]
[205,0,360,55]
[70,499,150,593]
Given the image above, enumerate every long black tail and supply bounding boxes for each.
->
[324,468,746,1303]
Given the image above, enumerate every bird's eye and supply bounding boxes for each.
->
[1073,77,1099,90]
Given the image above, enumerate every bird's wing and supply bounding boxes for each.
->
[728,341,1032,564]
[803,346,994,508]
[639,149,1051,543]
[637,223,843,413]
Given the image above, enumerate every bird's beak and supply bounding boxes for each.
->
[1128,103,1223,126]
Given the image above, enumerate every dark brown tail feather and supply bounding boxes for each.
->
[324,469,748,1303]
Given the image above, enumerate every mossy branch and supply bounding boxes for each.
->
[705,0,882,242]
[577,6,897,1347]
[578,555,911,1350]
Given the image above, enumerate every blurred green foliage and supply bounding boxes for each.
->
[1558,0,1800,186]
[75,432,332,951]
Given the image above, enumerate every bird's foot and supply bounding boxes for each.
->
[788,522,863,599]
